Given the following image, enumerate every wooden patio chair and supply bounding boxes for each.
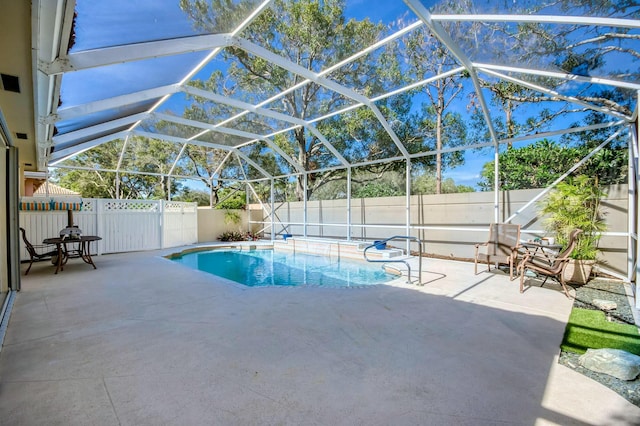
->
[474,223,521,280]
[19,227,59,275]
[517,229,583,298]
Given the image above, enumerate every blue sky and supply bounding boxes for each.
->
[61,0,629,192]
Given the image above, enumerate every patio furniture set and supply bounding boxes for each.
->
[474,224,583,298]
[20,227,101,275]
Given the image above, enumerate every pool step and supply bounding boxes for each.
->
[273,237,404,261]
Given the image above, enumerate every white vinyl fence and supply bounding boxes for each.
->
[19,198,197,259]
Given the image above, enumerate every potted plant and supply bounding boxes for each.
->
[538,175,607,284]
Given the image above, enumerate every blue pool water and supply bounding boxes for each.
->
[172,249,396,288]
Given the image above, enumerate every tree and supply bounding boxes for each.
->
[478,138,626,191]
[465,1,638,119]
[53,137,179,199]
[180,0,411,201]
[173,187,210,206]
[405,26,469,193]
[413,174,474,194]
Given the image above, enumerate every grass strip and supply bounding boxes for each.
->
[561,308,640,355]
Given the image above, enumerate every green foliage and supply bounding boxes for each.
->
[478,139,627,191]
[180,0,418,200]
[218,231,246,242]
[215,188,246,209]
[173,187,210,206]
[538,175,607,260]
[53,137,182,199]
[413,175,474,195]
[223,210,242,227]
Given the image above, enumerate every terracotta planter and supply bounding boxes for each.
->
[562,259,596,284]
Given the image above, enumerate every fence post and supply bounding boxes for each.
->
[160,200,165,249]
[96,199,103,255]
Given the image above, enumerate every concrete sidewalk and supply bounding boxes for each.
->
[1,247,638,425]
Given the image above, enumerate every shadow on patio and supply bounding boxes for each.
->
[1,249,638,425]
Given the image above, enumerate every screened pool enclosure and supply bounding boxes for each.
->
[32,1,639,291]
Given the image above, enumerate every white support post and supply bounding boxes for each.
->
[246,183,250,235]
[303,173,308,238]
[628,122,637,284]
[115,171,120,199]
[406,159,411,252]
[159,200,165,249]
[347,167,352,241]
[209,177,214,208]
[96,199,104,255]
[635,95,640,308]
[494,147,500,222]
[270,178,275,241]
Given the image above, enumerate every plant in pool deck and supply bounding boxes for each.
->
[538,175,607,283]
[218,231,245,242]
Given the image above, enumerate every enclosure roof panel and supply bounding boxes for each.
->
[31,0,640,180]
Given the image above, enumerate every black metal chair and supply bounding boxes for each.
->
[19,227,59,275]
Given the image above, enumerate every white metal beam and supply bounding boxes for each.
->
[233,37,410,158]
[39,34,231,75]
[115,134,130,172]
[403,0,500,146]
[307,126,349,166]
[479,68,631,121]
[404,0,503,221]
[49,131,128,163]
[126,0,274,132]
[167,143,189,177]
[153,112,262,141]
[475,63,640,91]
[505,127,628,226]
[201,19,425,145]
[212,151,234,179]
[132,130,234,152]
[235,151,272,179]
[431,14,640,29]
[51,164,208,181]
[154,112,304,173]
[51,112,149,145]
[234,38,371,104]
[181,85,308,127]
[44,84,181,124]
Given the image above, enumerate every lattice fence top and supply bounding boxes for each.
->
[164,201,197,212]
[103,200,160,212]
[79,199,95,212]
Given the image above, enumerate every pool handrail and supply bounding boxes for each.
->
[363,236,423,285]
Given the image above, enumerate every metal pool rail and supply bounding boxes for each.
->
[363,236,423,285]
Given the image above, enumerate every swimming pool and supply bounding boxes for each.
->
[171,249,397,288]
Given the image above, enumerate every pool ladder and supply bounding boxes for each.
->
[363,236,423,285]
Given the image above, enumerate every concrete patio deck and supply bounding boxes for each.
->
[1,245,639,425]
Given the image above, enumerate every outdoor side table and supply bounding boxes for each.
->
[520,242,563,266]
[43,235,102,274]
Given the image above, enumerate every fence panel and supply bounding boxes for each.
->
[19,200,99,259]
[99,199,161,253]
[19,198,198,257]
[162,201,198,248]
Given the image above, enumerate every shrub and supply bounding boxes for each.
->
[218,231,245,242]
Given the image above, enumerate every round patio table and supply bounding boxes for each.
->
[42,235,102,274]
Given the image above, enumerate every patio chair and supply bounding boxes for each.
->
[518,229,583,298]
[19,227,59,275]
[474,223,521,280]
